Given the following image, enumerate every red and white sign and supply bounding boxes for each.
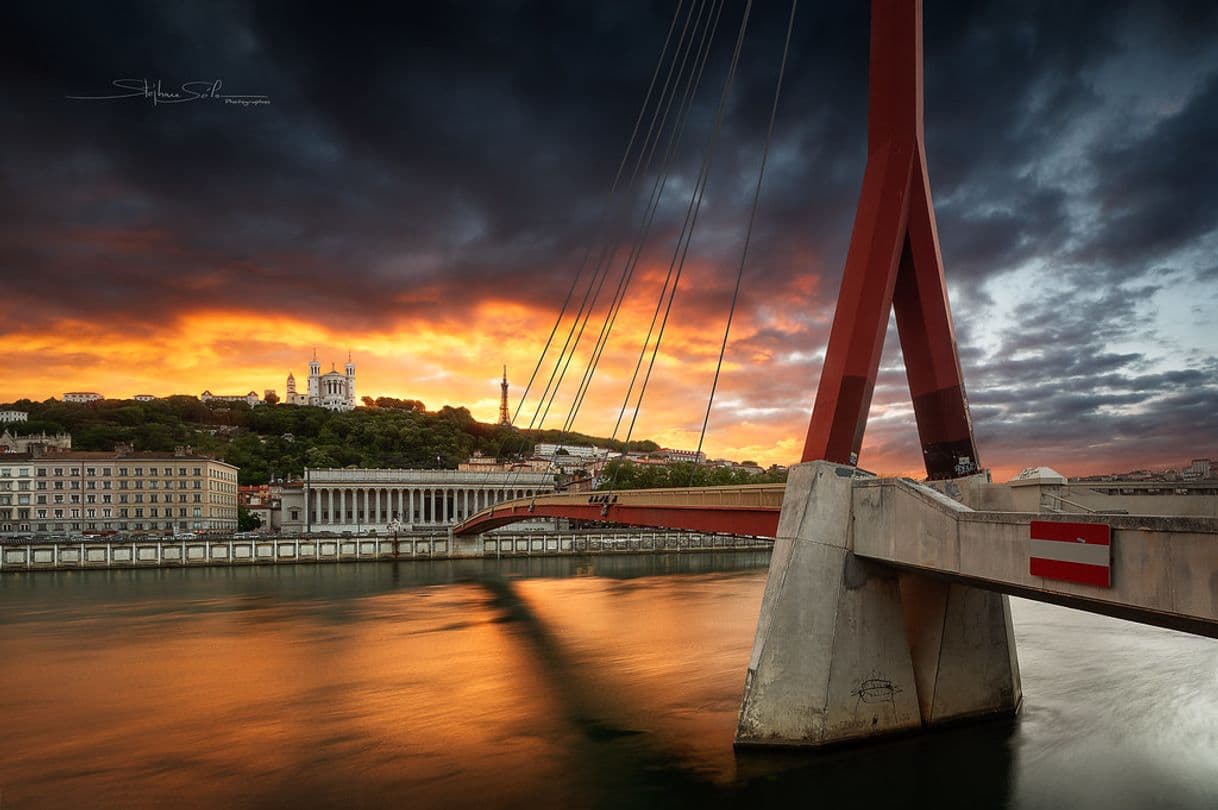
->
[1029,520,1111,587]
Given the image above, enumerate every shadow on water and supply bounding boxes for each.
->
[0,553,1021,809]
[729,719,1017,809]
[448,575,1014,809]
[237,569,1016,809]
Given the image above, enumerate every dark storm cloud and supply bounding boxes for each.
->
[1,0,1216,469]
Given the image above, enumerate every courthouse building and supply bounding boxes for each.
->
[279,468,557,533]
[0,450,239,536]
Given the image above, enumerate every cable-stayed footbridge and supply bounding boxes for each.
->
[454,0,1217,748]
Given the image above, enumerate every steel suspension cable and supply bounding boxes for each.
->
[492,0,713,495]
[612,0,755,470]
[559,0,728,435]
[513,0,696,432]
[528,0,715,434]
[689,0,798,483]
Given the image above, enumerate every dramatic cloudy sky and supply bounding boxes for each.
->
[3,1,1216,479]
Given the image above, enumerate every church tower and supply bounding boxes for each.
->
[286,371,297,403]
[308,349,321,402]
[498,366,511,426]
[345,352,356,409]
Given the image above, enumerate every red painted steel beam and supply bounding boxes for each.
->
[453,503,780,538]
[801,0,980,479]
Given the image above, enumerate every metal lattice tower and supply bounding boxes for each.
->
[498,366,512,426]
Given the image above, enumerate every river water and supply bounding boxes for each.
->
[0,554,1215,809]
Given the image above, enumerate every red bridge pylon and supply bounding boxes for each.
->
[802,0,979,480]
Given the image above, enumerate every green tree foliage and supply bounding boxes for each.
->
[237,505,263,532]
[596,460,787,490]
[2,397,689,487]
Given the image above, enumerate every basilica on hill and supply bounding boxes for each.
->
[286,351,356,411]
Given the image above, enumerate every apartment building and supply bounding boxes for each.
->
[0,450,239,536]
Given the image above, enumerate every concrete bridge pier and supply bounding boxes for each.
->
[735,461,1021,748]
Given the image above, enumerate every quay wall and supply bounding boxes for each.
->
[0,530,770,573]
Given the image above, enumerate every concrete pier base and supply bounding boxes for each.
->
[735,461,1021,748]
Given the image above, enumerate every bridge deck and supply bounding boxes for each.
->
[452,476,1217,637]
[452,484,785,537]
[850,477,1218,637]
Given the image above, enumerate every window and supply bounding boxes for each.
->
[179,468,187,476]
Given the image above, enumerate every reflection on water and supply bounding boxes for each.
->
[0,553,1215,809]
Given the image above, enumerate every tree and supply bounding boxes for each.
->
[264,391,280,406]
[237,505,262,532]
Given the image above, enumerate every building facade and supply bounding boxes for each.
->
[0,451,239,536]
[63,392,102,403]
[200,391,262,407]
[0,431,72,453]
[279,468,557,533]
[0,410,28,423]
[286,352,356,411]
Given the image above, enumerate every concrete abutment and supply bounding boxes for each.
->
[735,461,1021,748]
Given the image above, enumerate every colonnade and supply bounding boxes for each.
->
[305,486,540,527]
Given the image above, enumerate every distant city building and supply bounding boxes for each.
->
[0,449,238,536]
[200,390,262,407]
[0,430,72,454]
[659,447,707,464]
[238,484,280,531]
[458,452,553,474]
[286,351,356,411]
[133,395,156,402]
[63,392,102,403]
[1184,458,1213,480]
[279,468,557,533]
[534,444,609,460]
[0,410,28,423]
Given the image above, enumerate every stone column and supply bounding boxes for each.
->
[441,489,448,523]
[339,489,346,526]
[430,489,437,524]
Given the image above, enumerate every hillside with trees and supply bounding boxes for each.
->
[0,396,661,485]
[595,458,787,490]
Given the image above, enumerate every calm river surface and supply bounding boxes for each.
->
[1,554,1216,809]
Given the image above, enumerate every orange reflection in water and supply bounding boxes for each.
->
[0,560,771,810]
